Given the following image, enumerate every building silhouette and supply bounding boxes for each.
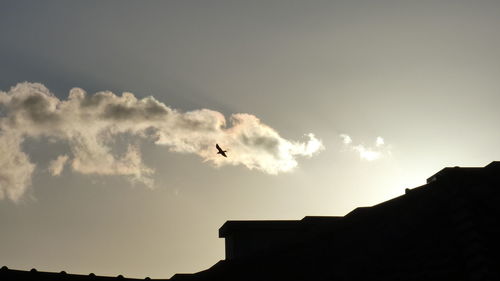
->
[2,162,499,281]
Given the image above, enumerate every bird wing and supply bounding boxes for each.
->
[216,144,227,157]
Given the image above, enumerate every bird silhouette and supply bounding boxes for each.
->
[216,144,228,157]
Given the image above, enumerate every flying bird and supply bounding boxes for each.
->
[216,144,228,157]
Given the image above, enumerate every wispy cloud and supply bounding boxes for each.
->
[340,134,391,161]
[0,82,324,201]
[48,154,69,176]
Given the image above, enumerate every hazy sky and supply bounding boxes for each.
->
[1,1,500,278]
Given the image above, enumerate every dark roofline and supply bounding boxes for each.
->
[426,161,499,183]
[219,216,343,238]
[219,220,301,237]
[220,162,500,240]
[0,266,162,281]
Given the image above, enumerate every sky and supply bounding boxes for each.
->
[1,0,500,278]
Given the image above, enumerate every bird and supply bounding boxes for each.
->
[216,144,228,157]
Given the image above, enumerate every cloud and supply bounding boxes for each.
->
[0,82,324,201]
[339,134,352,144]
[340,134,390,161]
[352,145,381,161]
[48,155,69,176]
[0,133,35,201]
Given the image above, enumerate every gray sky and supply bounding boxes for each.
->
[1,0,500,278]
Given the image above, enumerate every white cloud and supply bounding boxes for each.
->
[48,154,69,176]
[340,134,390,161]
[339,134,352,144]
[353,145,381,161]
[0,82,324,201]
[376,136,384,147]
